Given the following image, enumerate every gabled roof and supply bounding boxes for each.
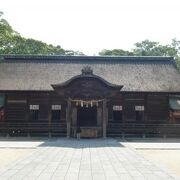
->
[52,66,123,89]
[0,55,180,92]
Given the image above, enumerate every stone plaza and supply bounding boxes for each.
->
[0,138,178,180]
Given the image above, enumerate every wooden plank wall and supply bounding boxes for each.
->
[123,94,145,122]
[109,93,169,123]
[108,94,123,122]
[5,93,67,123]
[6,94,27,122]
[4,92,169,124]
[147,94,169,122]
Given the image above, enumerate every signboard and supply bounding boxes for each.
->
[52,105,61,110]
[30,105,39,110]
[135,106,144,111]
[113,105,122,111]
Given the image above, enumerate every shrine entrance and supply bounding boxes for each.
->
[52,66,123,138]
[77,106,97,127]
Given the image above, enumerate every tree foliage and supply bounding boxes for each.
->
[99,49,134,56]
[0,12,180,70]
[133,39,178,57]
[0,12,84,55]
[99,39,180,71]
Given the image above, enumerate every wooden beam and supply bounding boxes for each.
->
[97,107,102,126]
[72,107,77,138]
[103,99,107,138]
[144,93,148,122]
[3,93,7,136]
[122,94,125,123]
[66,99,71,138]
[26,95,30,137]
[48,96,52,138]
[4,93,7,123]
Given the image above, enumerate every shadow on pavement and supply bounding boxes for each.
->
[38,138,125,148]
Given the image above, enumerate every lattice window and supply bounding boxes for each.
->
[135,106,144,121]
[29,105,39,120]
[51,105,61,121]
[113,105,122,121]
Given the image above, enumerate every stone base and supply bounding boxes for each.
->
[80,128,98,138]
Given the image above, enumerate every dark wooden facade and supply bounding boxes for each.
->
[0,55,180,137]
[1,91,180,138]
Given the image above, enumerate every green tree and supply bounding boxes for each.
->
[99,39,180,71]
[133,39,177,56]
[99,49,134,56]
[133,39,180,70]
[171,39,180,70]
[133,40,159,56]
[0,12,19,54]
[0,12,83,55]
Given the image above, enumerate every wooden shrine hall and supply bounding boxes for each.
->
[0,55,180,138]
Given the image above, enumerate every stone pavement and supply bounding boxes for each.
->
[0,138,178,180]
[121,138,180,150]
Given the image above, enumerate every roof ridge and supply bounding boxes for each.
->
[0,55,174,61]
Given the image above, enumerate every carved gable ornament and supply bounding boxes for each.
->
[51,65,123,99]
[81,66,93,75]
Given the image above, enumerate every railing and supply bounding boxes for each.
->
[0,122,67,136]
[0,121,180,137]
[107,122,180,137]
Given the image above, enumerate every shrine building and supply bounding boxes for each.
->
[0,55,180,138]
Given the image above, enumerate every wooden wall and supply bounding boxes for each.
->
[108,94,123,122]
[108,93,169,123]
[5,92,66,123]
[146,94,169,122]
[5,94,27,122]
[4,92,169,124]
[123,94,145,122]
[1,91,179,137]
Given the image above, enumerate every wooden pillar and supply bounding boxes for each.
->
[4,94,7,137]
[144,93,148,122]
[97,107,102,137]
[97,107,102,126]
[72,107,77,137]
[72,107,77,126]
[103,99,108,138]
[66,99,71,138]
[26,95,30,138]
[122,94,125,123]
[167,94,170,122]
[48,98,52,138]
